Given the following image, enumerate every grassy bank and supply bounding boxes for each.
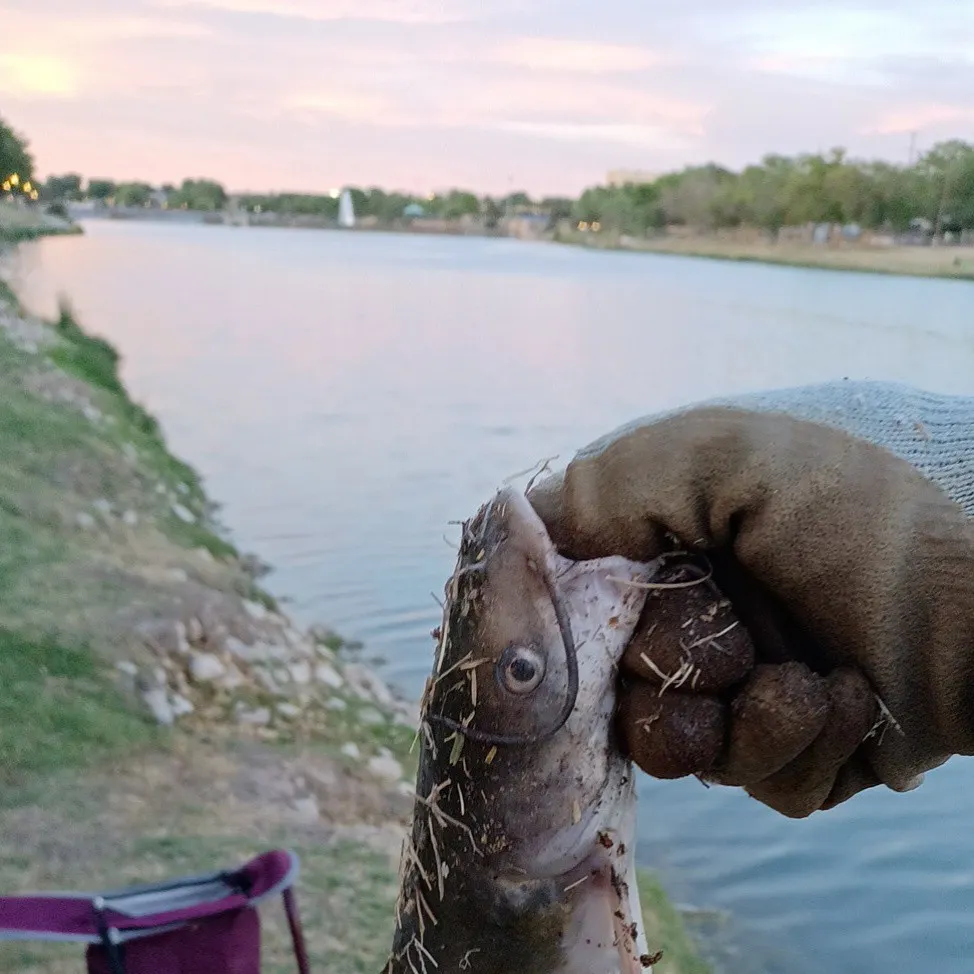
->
[0,201,81,243]
[556,227,974,282]
[0,270,710,973]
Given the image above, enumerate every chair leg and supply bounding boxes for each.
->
[282,888,311,974]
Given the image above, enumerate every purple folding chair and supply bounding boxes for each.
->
[0,848,310,974]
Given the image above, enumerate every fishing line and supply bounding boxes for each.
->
[426,570,579,747]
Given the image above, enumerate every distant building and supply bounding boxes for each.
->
[606,169,660,187]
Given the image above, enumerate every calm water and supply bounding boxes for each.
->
[11,221,974,973]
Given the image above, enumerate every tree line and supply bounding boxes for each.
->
[574,144,974,237]
[5,110,974,236]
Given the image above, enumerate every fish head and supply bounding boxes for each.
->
[383,486,661,974]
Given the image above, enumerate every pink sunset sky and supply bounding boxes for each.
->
[3,0,973,197]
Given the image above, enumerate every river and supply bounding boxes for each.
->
[10,220,974,974]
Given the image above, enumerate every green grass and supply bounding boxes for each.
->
[0,628,158,786]
[638,869,711,974]
[49,300,205,491]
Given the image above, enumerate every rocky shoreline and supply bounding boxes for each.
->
[0,255,422,808]
[0,234,711,974]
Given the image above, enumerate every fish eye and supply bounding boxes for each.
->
[497,645,546,695]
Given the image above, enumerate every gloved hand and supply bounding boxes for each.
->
[528,381,974,818]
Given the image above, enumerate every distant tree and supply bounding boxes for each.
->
[917,140,974,231]
[114,182,154,207]
[86,179,116,201]
[440,190,481,219]
[657,164,736,229]
[482,197,503,229]
[540,197,574,224]
[0,113,33,183]
[572,182,664,235]
[169,178,227,211]
[42,173,83,201]
[502,191,533,211]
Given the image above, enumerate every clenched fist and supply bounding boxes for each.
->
[529,381,974,818]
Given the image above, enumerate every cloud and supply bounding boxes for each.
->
[57,15,212,39]
[5,0,974,197]
[283,91,394,124]
[867,103,974,136]
[490,38,668,74]
[0,54,80,97]
[154,0,483,24]
[494,121,695,151]
[465,77,709,135]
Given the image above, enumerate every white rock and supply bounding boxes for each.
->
[195,547,215,562]
[115,660,139,677]
[142,688,174,726]
[252,668,279,694]
[225,636,261,663]
[276,703,301,719]
[237,707,271,726]
[172,503,195,524]
[170,694,195,717]
[367,754,404,785]
[167,568,189,583]
[243,599,267,621]
[189,653,226,682]
[340,742,361,760]
[290,795,319,824]
[314,663,343,689]
[177,482,190,495]
[285,627,303,648]
[186,617,204,644]
[75,512,96,530]
[326,697,347,712]
[93,498,112,516]
[217,667,246,690]
[137,619,189,656]
[122,509,139,527]
[397,781,416,799]
[155,483,167,495]
[122,442,138,464]
[393,701,421,730]
[344,663,395,707]
[288,661,312,685]
[308,766,338,789]
[82,404,102,423]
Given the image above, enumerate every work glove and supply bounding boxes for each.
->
[528,381,974,818]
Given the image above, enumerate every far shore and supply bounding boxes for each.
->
[554,229,974,283]
[68,203,974,284]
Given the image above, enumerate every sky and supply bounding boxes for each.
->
[2,0,973,197]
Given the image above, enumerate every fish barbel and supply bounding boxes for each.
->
[382,486,663,974]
